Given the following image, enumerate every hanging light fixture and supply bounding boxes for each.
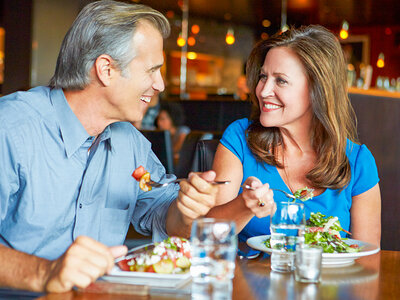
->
[340,20,349,40]
[177,32,186,47]
[187,36,196,46]
[377,52,385,68]
[225,27,235,45]
[281,0,288,32]
[191,24,200,35]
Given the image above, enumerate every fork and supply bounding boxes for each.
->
[241,184,314,201]
[148,179,230,188]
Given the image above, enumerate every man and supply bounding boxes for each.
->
[0,1,217,293]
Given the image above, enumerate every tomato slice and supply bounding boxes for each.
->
[132,165,146,181]
[117,259,130,271]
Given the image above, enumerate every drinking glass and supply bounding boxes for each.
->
[270,201,305,272]
[190,218,237,300]
[294,245,323,283]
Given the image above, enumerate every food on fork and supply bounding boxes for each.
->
[132,165,152,191]
[293,187,314,201]
[117,237,191,274]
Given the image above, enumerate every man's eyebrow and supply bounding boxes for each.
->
[149,64,163,72]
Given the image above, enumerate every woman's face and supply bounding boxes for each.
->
[157,110,173,131]
[255,47,312,132]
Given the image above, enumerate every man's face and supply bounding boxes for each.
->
[108,21,165,123]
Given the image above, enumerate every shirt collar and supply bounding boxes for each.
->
[50,88,111,158]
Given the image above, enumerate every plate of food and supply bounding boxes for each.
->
[246,212,380,266]
[102,236,192,288]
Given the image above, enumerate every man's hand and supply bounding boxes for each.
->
[43,236,127,293]
[176,170,219,225]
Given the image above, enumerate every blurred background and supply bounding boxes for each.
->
[0,0,399,96]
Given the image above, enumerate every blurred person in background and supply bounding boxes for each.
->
[0,0,218,293]
[155,101,191,163]
[207,25,381,256]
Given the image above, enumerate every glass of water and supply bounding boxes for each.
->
[294,245,323,283]
[190,218,237,299]
[270,201,305,272]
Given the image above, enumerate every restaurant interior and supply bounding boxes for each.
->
[0,0,400,298]
[1,0,399,246]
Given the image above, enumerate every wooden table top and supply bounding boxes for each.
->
[37,250,400,300]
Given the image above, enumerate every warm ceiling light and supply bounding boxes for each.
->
[261,32,269,40]
[187,52,197,60]
[340,20,349,40]
[191,24,200,35]
[166,10,175,19]
[340,29,349,40]
[177,33,186,47]
[377,52,385,68]
[188,36,196,46]
[225,28,235,45]
[262,19,271,27]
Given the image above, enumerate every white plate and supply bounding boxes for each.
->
[246,235,380,266]
[101,266,191,288]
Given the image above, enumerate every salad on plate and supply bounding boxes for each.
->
[117,236,191,274]
[265,212,361,253]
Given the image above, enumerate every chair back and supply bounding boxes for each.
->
[175,131,214,178]
[192,139,220,172]
[141,129,174,174]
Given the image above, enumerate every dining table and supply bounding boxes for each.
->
[31,249,399,300]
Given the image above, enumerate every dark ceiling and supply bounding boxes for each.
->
[135,0,400,34]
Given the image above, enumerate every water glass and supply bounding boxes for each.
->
[190,218,237,299]
[270,201,305,272]
[294,245,323,283]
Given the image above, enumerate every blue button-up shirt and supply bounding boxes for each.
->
[0,87,179,260]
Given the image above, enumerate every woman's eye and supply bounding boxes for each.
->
[277,78,287,85]
[258,74,267,82]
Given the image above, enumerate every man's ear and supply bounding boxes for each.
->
[94,54,116,86]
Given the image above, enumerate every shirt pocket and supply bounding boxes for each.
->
[99,207,131,246]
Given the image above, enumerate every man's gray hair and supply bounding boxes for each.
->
[49,0,170,90]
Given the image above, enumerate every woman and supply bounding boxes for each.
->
[207,25,381,250]
[155,102,191,163]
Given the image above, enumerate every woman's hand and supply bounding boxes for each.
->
[241,177,276,218]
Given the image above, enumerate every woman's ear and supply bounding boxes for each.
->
[94,54,115,86]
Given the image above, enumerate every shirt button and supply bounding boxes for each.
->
[79,203,82,209]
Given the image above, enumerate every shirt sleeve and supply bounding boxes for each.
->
[0,126,21,226]
[220,118,249,163]
[351,144,380,197]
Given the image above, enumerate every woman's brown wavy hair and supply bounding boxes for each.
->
[245,25,358,189]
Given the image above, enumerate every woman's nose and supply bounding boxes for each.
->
[260,80,274,98]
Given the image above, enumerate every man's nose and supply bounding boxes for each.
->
[153,71,165,92]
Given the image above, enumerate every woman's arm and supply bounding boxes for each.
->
[206,144,274,232]
[350,183,381,246]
